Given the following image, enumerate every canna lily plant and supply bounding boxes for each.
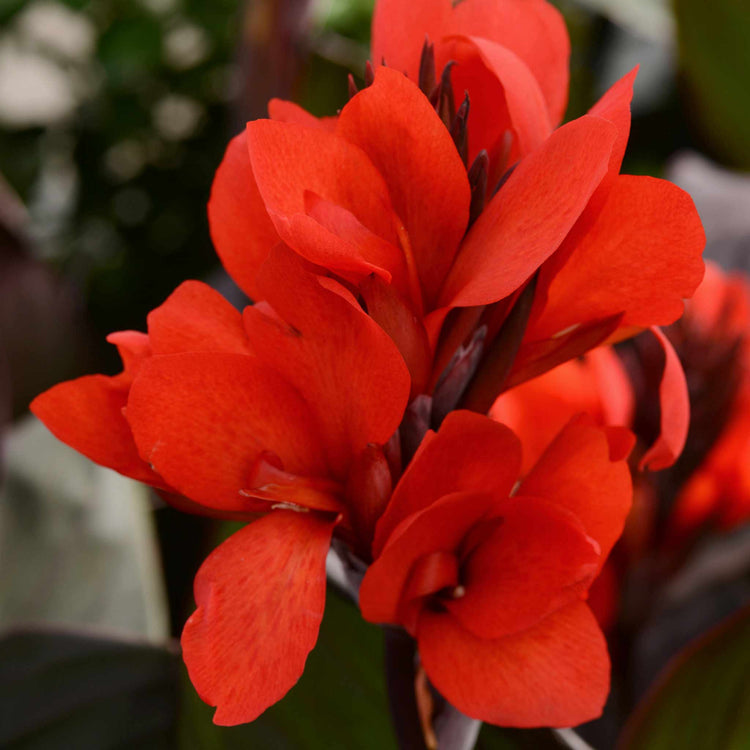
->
[29,0,707,744]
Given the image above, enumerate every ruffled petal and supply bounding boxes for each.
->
[445,496,600,639]
[246,119,401,280]
[371,0,570,125]
[373,410,521,556]
[440,115,616,308]
[207,131,279,301]
[520,416,632,564]
[147,281,250,355]
[529,175,706,339]
[127,352,330,512]
[337,67,470,307]
[441,35,552,167]
[268,98,337,131]
[245,246,411,479]
[449,0,570,126]
[182,512,335,725]
[417,601,609,728]
[360,490,496,624]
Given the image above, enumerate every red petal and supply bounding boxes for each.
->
[373,411,521,556]
[360,490,496,625]
[445,496,599,639]
[417,601,609,728]
[441,115,616,308]
[359,274,433,396]
[371,0,449,82]
[640,326,691,471]
[31,374,166,487]
[147,281,250,355]
[529,175,706,339]
[268,98,337,131]
[207,131,279,300]
[520,416,632,565]
[371,0,570,125]
[587,68,637,201]
[30,332,165,487]
[245,246,411,479]
[182,511,334,725]
[337,67,470,307]
[449,0,570,126]
[127,352,330,512]
[246,119,400,279]
[441,36,552,167]
[106,330,151,376]
[492,347,633,473]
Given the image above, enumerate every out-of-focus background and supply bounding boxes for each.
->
[0,1,748,748]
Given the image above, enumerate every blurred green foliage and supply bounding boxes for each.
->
[619,605,750,749]
[674,0,750,170]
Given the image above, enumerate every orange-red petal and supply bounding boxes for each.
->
[529,175,706,339]
[639,326,691,471]
[445,496,599,639]
[520,416,632,565]
[441,115,616,308]
[360,490,496,624]
[182,511,335,725]
[417,601,609,727]
[147,281,250,355]
[337,67,470,307]
[373,411,521,555]
[207,131,279,300]
[244,246,411,479]
[127,352,329,512]
[246,119,400,280]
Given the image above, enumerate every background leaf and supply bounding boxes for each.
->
[0,630,179,749]
[674,0,750,169]
[619,605,750,749]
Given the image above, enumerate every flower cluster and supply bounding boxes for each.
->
[30,0,705,733]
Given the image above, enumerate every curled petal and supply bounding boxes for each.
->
[640,327,691,471]
[182,512,335,725]
[337,67,470,307]
[127,352,329,512]
[147,281,250,355]
[445,496,600,639]
[373,411,521,556]
[441,115,616,308]
[361,491,496,625]
[530,175,706,339]
[417,601,609,728]
[520,416,632,565]
[207,131,279,300]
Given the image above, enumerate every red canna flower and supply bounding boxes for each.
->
[360,410,633,727]
[31,247,411,724]
[210,57,704,424]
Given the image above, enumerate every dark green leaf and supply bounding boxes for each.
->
[0,629,179,749]
[619,604,750,749]
[675,0,750,168]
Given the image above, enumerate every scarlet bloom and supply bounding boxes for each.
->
[211,44,704,412]
[360,410,633,727]
[31,247,411,724]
